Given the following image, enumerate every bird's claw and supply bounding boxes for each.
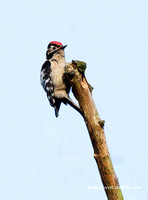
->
[65,64,76,75]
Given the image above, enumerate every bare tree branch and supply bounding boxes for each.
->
[65,60,124,200]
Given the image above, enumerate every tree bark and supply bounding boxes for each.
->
[65,61,124,200]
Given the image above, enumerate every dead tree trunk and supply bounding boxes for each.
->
[65,60,124,200]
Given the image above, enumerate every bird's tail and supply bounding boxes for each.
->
[63,97,84,118]
[47,94,61,118]
[54,99,61,118]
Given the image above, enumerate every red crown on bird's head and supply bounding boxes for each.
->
[47,41,67,50]
[49,41,63,46]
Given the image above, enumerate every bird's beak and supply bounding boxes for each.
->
[60,45,67,49]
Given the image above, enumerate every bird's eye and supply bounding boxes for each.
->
[51,46,56,50]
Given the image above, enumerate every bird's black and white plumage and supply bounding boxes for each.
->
[40,41,83,117]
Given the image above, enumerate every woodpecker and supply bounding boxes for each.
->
[40,41,83,117]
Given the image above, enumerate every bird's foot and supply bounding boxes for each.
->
[65,64,76,75]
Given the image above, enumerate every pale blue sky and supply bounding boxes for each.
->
[0,0,148,199]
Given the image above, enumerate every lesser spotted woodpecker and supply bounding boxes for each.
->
[40,41,83,117]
